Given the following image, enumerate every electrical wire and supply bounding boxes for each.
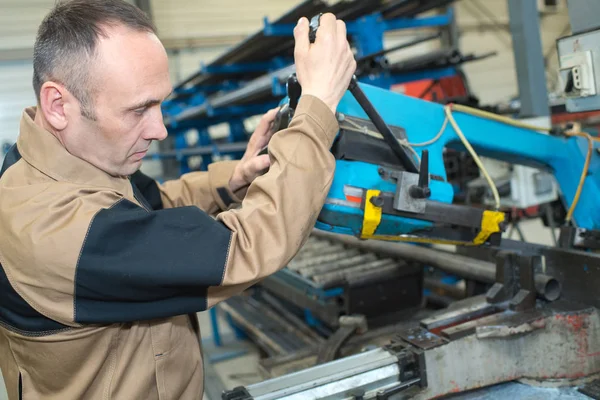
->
[450,103,551,133]
[344,103,595,217]
[444,105,501,210]
[563,130,594,223]
[410,116,448,147]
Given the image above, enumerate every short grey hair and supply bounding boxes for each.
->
[33,0,157,120]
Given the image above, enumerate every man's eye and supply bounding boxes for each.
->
[134,107,147,115]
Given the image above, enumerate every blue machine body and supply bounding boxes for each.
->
[315,83,600,237]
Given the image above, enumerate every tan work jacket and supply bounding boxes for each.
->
[0,95,337,399]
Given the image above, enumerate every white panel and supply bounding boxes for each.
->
[152,0,301,40]
[0,61,36,146]
[0,1,55,51]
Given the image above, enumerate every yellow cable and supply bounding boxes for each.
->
[563,131,593,222]
[444,105,501,210]
[410,116,449,147]
[450,103,551,133]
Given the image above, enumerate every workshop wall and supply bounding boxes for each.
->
[456,0,570,105]
[153,0,302,80]
[0,1,54,149]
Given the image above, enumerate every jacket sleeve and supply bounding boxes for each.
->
[130,159,245,215]
[0,95,338,327]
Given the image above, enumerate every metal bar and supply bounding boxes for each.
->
[260,292,325,344]
[312,230,559,300]
[356,33,442,63]
[245,297,316,349]
[219,301,287,356]
[507,0,550,118]
[260,275,341,327]
[289,249,360,270]
[311,259,398,287]
[299,253,378,278]
[232,300,294,353]
[291,243,346,261]
[383,11,453,30]
[314,229,497,282]
[389,67,457,86]
[246,348,399,400]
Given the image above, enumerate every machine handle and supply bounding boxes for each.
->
[309,14,322,44]
[409,149,431,199]
[308,13,420,174]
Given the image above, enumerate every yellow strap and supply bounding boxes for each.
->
[360,190,505,246]
[473,210,505,245]
[361,190,382,238]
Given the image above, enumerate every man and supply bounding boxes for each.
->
[0,0,356,399]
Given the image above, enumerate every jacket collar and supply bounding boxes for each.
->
[17,107,132,196]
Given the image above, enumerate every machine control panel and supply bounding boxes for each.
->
[557,28,600,111]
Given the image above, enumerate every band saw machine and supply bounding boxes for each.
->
[222,13,600,400]
[267,15,600,250]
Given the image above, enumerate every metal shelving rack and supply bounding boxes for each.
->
[155,0,479,177]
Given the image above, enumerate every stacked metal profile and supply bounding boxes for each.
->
[219,234,424,360]
[284,236,408,288]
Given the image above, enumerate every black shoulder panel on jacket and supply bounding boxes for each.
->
[0,264,68,334]
[130,170,164,210]
[74,199,232,324]
[0,144,21,178]
[0,145,68,334]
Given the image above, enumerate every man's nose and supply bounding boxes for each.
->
[144,112,168,141]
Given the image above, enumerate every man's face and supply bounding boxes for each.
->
[66,25,172,177]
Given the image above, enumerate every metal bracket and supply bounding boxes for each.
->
[559,226,600,250]
[384,335,427,389]
[394,172,426,213]
[486,251,538,311]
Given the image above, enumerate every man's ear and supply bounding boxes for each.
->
[39,81,75,131]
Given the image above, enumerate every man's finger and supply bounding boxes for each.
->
[318,13,337,42]
[248,154,271,176]
[336,19,347,43]
[294,17,309,58]
[254,108,280,138]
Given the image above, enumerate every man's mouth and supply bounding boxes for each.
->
[132,148,149,158]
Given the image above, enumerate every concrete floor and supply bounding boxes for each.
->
[0,219,567,399]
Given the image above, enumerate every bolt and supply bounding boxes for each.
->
[370,196,384,208]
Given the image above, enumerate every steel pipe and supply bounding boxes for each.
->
[312,230,560,301]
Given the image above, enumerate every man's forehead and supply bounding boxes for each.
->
[92,25,171,102]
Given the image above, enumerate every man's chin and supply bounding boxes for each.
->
[121,160,143,177]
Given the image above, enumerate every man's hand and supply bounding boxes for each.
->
[229,107,279,193]
[294,14,356,114]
